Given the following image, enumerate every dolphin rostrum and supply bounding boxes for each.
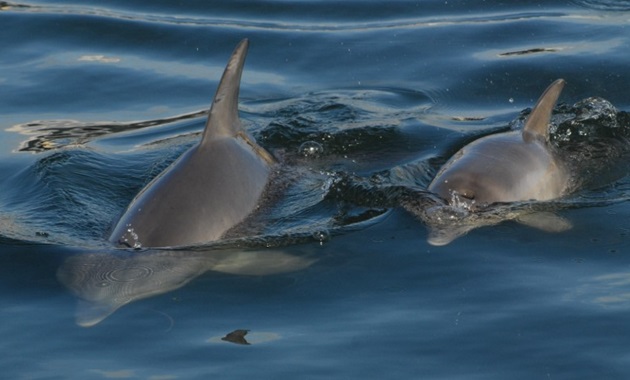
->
[425,79,571,245]
[109,39,275,248]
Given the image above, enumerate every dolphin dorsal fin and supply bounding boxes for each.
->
[522,78,565,143]
[201,39,249,144]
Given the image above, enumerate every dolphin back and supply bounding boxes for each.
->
[109,39,274,248]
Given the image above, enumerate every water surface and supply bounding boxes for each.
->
[2,1,630,379]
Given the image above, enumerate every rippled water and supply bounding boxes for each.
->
[3,1,630,379]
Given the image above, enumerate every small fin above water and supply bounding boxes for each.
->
[515,211,572,232]
[522,78,565,143]
[201,39,249,144]
[221,329,251,345]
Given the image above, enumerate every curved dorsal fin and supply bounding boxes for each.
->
[522,78,565,143]
[201,39,249,144]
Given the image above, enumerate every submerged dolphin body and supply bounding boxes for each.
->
[109,39,275,248]
[58,248,315,327]
[425,79,571,245]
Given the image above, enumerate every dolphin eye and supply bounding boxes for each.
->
[460,190,475,200]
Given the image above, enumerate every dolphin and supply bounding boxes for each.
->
[424,79,572,245]
[109,39,276,248]
[57,248,315,327]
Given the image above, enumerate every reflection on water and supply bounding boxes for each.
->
[6,110,206,152]
[473,37,625,61]
[569,272,630,309]
[57,247,315,327]
[571,0,630,11]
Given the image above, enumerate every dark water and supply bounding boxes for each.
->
[3,1,630,379]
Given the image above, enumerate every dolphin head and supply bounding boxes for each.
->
[423,79,571,245]
[428,79,568,211]
[428,132,567,211]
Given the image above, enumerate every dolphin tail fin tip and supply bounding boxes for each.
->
[522,78,566,143]
[201,39,250,145]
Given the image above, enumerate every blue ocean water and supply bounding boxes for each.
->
[2,0,630,379]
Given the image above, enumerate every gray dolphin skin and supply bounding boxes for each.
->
[57,248,315,327]
[426,79,570,245]
[109,39,275,248]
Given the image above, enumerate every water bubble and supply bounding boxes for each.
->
[509,98,514,103]
[574,97,618,128]
[552,97,620,145]
[118,225,142,249]
[298,141,324,158]
[426,205,469,223]
[312,230,330,245]
[321,176,334,193]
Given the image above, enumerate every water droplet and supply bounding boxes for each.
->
[119,225,142,249]
[509,98,514,103]
[298,141,323,158]
[312,230,330,245]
